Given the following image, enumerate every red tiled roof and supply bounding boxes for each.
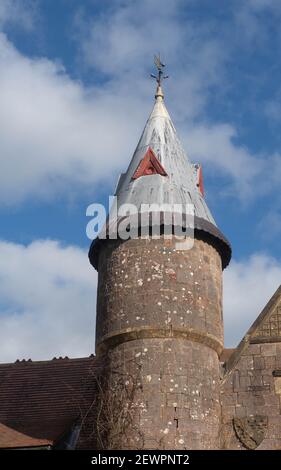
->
[0,356,103,449]
[220,348,236,363]
[0,423,52,448]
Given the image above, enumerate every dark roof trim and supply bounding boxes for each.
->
[0,354,96,367]
[89,215,231,271]
[0,445,52,450]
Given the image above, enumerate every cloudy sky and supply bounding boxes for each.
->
[0,0,280,362]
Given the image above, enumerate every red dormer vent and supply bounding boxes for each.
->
[132,147,168,180]
[197,165,204,197]
[194,164,204,197]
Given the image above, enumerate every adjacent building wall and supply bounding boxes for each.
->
[221,343,281,449]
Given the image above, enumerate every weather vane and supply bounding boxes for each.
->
[150,54,169,86]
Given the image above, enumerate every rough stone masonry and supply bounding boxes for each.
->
[94,237,223,449]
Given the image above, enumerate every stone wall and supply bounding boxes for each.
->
[96,237,223,351]
[102,338,221,449]
[95,236,223,449]
[221,342,281,450]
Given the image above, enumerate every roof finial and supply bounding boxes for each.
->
[150,54,168,100]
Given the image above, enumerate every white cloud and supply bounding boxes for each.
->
[0,32,145,204]
[257,206,281,241]
[223,253,281,347]
[234,0,281,44]
[76,0,185,76]
[0,0,36,31]
[0,240,97,362]
[182,123,264,199]
[76,0,227,121]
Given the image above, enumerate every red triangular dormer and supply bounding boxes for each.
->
[132,147,168,180]
[193,163,204,197]
[197,165,204,197]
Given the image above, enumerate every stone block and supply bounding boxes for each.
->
[261,344,277,356]
[253,356,265,370]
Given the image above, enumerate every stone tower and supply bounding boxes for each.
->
[89,64,231,450]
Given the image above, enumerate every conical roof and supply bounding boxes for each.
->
[115,86,215,225]
[89,83,231,270]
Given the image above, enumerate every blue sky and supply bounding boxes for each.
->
[0,0,280,361]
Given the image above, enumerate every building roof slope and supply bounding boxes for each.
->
[0,356,101,448]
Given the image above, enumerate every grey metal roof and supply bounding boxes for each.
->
[89,85,232,271]
[114,88,216,225]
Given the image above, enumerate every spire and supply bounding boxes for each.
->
[89,59,231,270]
[114,57,216,225]
[155,84,164,100]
